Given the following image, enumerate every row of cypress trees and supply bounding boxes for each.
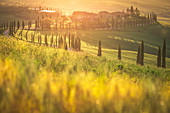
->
[97,39,166,68]
[21,31,81,51]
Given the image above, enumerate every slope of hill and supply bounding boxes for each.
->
[0,35,170,112]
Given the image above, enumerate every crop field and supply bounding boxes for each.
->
[0,1,170,113]
[0,35,170,113]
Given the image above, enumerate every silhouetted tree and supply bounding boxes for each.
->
[45,34,48,46]
[65,43,68,50]
[78,38,81,51]
[40,34,42,45]
[22,21,25,30]
[17,20,20,30]
[69,33,71,48]
[3,22,5,29]
[98,41,102,56]
[35,20,38,29]
[140,41,144,65]
[118,45,121,60]
[56,35,58,47]
[37,16,40,28]
[26,31,28,41]
[14,20,16,31]
[162,38,166,68]
[137,46,141,65]
[157,46,161,67]
[51,34,53,47]
[71,35,75,48]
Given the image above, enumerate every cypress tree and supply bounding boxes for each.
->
[78,38,81,51]
[38,35,40,43]
[22,21,25,30]
[137,46,141,65]
[157,46,161,67]
[9,22,11,35]
[60,36,63,48]
[14,20,16,31]
[45,34,48,46]
[98,41,102,56]
[69,33,71,48]
[118,45,121,60]
[51,34,53,47]
[11,22,13,35]
[162,38,166,68]
[65,43,68,50]
[71,34,75,49]
[56,35,58,47]
[37,16,40,28]
[17,20,20,30]
[140,41,144,65]
[4,22,5,29]
[75,38,78,50]
[26,31,28,41]
[35,20,37,29]
[40,34,42,46]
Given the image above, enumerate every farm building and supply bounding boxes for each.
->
[41,17,52,30]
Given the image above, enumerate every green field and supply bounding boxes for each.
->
[14,23,170,69]
[0,35,170,113]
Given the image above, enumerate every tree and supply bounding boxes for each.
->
[40,34,42,46]
[69,33,71,48]
[22,21,25,30]
[51,34,53,47]
[17,20,20,30]
[3,22,5,29]
[35,20,38,29]
[65,43,68,50]
[56,35,58,47]
[118,45,121,60]
[157,46,161,67]
[137,46,141,65]
[71,35,75,49]
[140,41,144,65]
[98,41,102,56]
[45,34,48,46]
[78,38,81,51]
[14,20,16,31]
[162,38,166,68]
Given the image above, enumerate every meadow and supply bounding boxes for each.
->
[0,2,170,113]
[0,32,170,112]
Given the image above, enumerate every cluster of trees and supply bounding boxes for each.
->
[97,39,166,68]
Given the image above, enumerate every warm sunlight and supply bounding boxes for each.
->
[0,0,170,113]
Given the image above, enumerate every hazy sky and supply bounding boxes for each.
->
[1,0,170,18]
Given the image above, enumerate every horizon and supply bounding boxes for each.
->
[1,0,170,23]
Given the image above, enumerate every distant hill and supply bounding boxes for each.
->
[1,0,169,24]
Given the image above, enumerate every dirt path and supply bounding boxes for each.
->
[4,29,9,38]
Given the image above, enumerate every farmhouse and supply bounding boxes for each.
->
[72,11,98,22]
[41,17,52,30]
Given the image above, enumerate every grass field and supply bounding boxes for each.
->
[14,23,170,69]
[1,1,170,113]
[0,35,170,113]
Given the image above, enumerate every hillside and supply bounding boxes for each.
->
[0,34,170,112]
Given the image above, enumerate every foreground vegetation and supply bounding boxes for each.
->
[0,35,170,113]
